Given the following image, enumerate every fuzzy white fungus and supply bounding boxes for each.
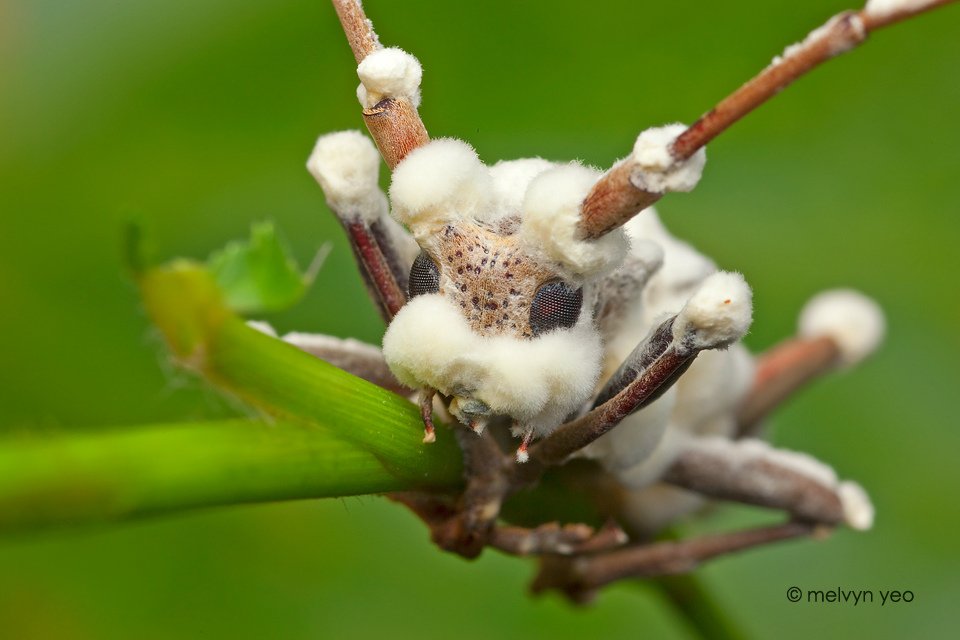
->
[388,138,495,237]
[488,157,556,214]
[798,289,885,366]
[673,271,753,350]
[685,437,875,530]
[631,124,706,194]
[382,294,603,437]
[306,130,387,222]
[865,0,937,20]
[519,163,629,282]
[838,481,875,530]
[356,47,422,109]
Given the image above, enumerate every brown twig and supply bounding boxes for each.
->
[578,0,958,239]
[331,0,429,170]
[736,335,840,437]
[531,521,814,602]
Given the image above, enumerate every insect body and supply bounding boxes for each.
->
[267,0,946,584]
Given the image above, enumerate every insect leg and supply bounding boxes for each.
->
[662,436,873,530]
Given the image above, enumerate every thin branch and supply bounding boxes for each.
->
[331,0,429,170]
[736,335,840,436]
[578,0,958,239]
[532,521,814,602]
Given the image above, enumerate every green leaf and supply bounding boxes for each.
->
[207,222,318,315]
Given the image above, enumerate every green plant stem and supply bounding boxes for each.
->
[138,260,464,487]
[653,574,746,640]
[0,259,469,536]
[0,419,446,535]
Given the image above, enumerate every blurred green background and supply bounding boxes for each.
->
[1,0,958,637]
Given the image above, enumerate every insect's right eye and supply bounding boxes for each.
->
[408,251,441,298]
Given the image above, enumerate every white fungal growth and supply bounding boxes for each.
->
[382,294,603,437]
[520,163,629,282]
[388,138,495,236]
[672,343,755,436]
[580,387,676,474]
[489,157,556,213]
[673,271,753,350]
[306,130,387,222]
[356,47,423,108]
[688,437,875,530]
[798,289,885,366]
[864,0,937,20]
[838,481,875,530]
[630,124,706,193]
[246,320,278,337]
[779,13,866,63]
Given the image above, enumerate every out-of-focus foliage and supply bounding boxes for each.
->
[208,222,319,315]
[0,1,958,638]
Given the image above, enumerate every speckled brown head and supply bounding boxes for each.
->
[381,138,628,441]
[410,220,584,340]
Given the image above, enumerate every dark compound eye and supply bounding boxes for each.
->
[408,251,441,298]
[529,281,583,336]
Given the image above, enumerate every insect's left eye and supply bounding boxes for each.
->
[529,281,583,336]
[408,251,441,298]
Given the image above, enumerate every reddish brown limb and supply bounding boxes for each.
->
[489,520,627,557]
[331,0,380,60]
[670,11,867,161]
[490,522,596,556]
[530,350,692,470]
[363,99,430,170]
[736,335,840,436]
[331,0,429,170]
[531,521,814,603]
[344,220,407,320]
[579,161,663,240]
[520,316,695,476]
[419,387,437,444]
[392,428,512,559]
[578,0,958,239]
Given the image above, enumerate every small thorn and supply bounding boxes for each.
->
[419,387,437,445]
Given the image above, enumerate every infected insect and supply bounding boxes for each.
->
[255,0,951,596]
